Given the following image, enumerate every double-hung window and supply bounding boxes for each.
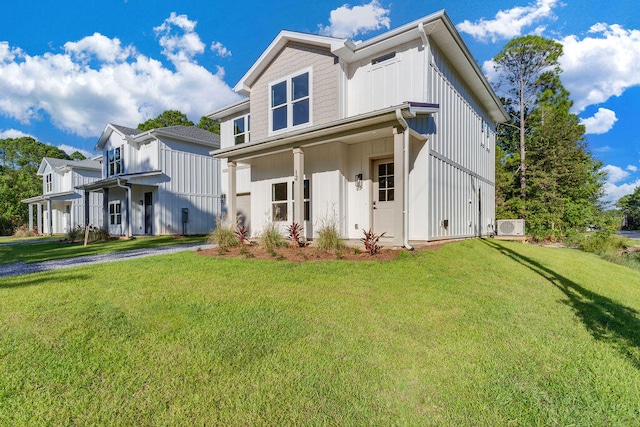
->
[108,146,123,176]
[272,179,310,222]
[233,115,250,145]
[109,201,121,225]
[45,173,52,193]
[270,70,311,133]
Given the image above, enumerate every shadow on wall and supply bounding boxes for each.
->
[482,239,640,369]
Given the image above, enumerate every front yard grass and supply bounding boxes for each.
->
[0,235,206,265]
[1,239,639,425]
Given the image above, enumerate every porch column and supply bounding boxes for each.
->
[103,188,109,233]
[125,183,132,238]
[47,199,53,236]
[227,161,237,225]
[393,127,405,247]
[84,191,90,228]
[293,147,305,225]
[28,204,34,230]
[37,203,42,234]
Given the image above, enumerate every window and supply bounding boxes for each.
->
[109,201,122,225]
[272,182,288,221]
[378,162,394,202]
[233,115,250,145]
[45,173,52,193]
[270,70,310,133]
[108,146,123,176]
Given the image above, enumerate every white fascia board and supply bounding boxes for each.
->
[207,98,250,121]
[234,30,347,95]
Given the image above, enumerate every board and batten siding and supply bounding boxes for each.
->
[72,169,103,229]
[421,42,497,239]
[249,42,340,141]
[156,138,221,235]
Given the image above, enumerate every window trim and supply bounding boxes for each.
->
[107,146,123,177]
[45,173,52,193]
[268,68,313,135]
[271,179,311,222]
[109,201,122,225]
[233,114,250,145]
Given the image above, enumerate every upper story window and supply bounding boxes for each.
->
[108,146,123,176]
[45,173,52,193]
[233,115,250,145]
[270,70,311,133]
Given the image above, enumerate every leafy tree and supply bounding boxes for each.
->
[0,137,70,235]
[493,36,563,204]
[196,116,220,134]
[493,37,605,239]
[618,187,640,230]
[137,110,220,134]
[137,110,194,131]
[69,151,86,160]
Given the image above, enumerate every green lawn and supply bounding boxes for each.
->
[0,235,206,265]
[1,239,639,425]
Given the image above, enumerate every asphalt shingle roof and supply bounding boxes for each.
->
[42,157,102,171]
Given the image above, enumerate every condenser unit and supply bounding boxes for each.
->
[496,219,525,236]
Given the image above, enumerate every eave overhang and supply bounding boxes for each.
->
[211,103,434,162]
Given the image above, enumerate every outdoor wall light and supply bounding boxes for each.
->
[355,173,363,190]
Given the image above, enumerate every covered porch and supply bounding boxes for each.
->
[214,103,436,248]
[22,191,77,236]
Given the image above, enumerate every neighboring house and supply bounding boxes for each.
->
[208,10,508,247]
[77,124,222,237]
[22,157,103,235]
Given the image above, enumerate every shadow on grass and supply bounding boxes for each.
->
[482,239,640,368]
[0,273,92,290]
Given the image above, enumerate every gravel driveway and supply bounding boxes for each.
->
[0,243,215,278]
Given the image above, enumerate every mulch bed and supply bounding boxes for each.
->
[197,241,447,262]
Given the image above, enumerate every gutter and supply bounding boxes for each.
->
[395,109,414,251]
[115,177,132,238]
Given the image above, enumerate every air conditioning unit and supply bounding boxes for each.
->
[496,219,525,236]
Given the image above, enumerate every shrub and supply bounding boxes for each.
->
[235,225,250,245]
[207,216,240,250]
[286,222,305,247]
[89,226,110,242]
[12,224,36,238]
[360,228,385,255]
[260,221,286,251]
[67,225,84,242]
[316,217,345,253]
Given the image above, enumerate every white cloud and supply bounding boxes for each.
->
[457,0,559,42]
[210,41,231,58]
[0,128,33,139]
[154,12,206,64]
[560,23,640,112]
[0,14,240,139]
[318,0,390,39]
[603,178,640,204]
[581,108,618,134]
[627,165,638,173]
[601,164,629,184]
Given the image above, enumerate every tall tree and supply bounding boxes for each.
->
[196,116,220,134]
[618,187,640,230]
[493,36,563,206]
[137,110,194,131]
[0,137,70,235]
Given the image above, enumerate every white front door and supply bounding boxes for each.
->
[373,158,395,237]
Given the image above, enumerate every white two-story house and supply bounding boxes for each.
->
[22,157,103,235]
[208,10,508,247]
[78,124,222,237]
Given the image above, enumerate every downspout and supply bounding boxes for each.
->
[395,109,414,251]
[115,177,132,238]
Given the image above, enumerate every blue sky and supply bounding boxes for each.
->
[1,0,638,204]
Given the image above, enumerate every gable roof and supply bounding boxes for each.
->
[37,157,102,176]
[232,9,507,124]
[95,123,220,150]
